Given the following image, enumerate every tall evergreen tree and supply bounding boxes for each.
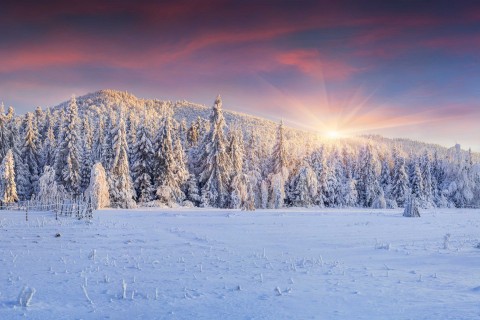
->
[379,156,392,200]
[0,104,9,161]
[410,160,424,202]
[0,149,18,203]
[357,144,379,207]
[20,112,41,199]
[269,120,289,209]
[420,151,434,206]
[228,128,250,209]
[244,130,262,208]
[289,160,317,207]
[154,107,188,205]
[41,122,56,168]
[310,146,327,207]
[80,116,94,193]
[187,117,201,147]
[391,147,409,207]
[55,96,81,196]
[109,116,136,208]
[198,95,232,208]
[131,120,154,203]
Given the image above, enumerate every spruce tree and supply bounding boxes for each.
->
[80,116,94,193]
[391,147,409,207]
[187,117,201,147]
[131,121,154,203]
[379,156,392,199]
[0,149,18,203]
[290,161,317,207]
[155,107,188,205]
[41,123,56,168]
[0,104,9,161]
[109,116,136,208]
[198,95,232,208]
[228,128,248,208]
[410,160,424,203]
[55,96,81,196]
[20,112,41,199]
[357,144,379,207]
[420,151,433,206]
[244,130,262,208]
[269,120,289,209]
[310,146,327,207]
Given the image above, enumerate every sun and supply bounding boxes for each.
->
[327,130,340,139]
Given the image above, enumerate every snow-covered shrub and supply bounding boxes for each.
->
[86,162,110,209]
[17,286,36,307]
[270,172,286,209]
[372,189,387,209]
[386,199,398,209]
[260,180,269,209]
[403,195,420,217]
[38,166,64,203]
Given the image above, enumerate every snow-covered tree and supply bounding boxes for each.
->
[41,123,56,168]
[341,177,358,207]
[357,144,379,207]
[410,161,424,203]
[109,116,136,208]
[289,161,317,207]
[449,149,475,208]
[92,114,105,163]
[37,166,63,203]
[379,156,392,200]
[198,95,232,208]
[269,120,289,208]
[391,147,409,207]
[86,162,110,209]
[0,149,18,203]
[228,128,249,208]
[127,110,138,167]
[187,117,201,147]
[244,131,262,208]
[154,107,188,205]
[131,122,154,203]
[80,116,94,193]
[324,150,342,207]
[0,104,10,161]
[55,96,81,196]
[20,112,41,199]
[260,179,269,209]
[403,194,420,217]
[185,174,201,206]
[419,151,434,207]
[310,146,327,207]
[101,113,115,171]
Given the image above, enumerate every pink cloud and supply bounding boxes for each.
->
[276,50,359,80]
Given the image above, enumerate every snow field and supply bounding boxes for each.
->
[1,208,480,319]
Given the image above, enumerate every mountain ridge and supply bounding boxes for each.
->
[50,89,477,160]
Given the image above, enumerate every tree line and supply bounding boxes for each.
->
[0,93,478,209]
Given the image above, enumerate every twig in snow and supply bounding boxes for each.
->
[81,284,94,306]
[122,279,127,299]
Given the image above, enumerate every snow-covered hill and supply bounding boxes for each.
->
[52,89,477,160]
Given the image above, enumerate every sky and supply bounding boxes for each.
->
[0,0,479,150]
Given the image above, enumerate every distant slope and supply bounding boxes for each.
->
[52,89,477,160]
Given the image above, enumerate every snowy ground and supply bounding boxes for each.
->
[1,207,480,320]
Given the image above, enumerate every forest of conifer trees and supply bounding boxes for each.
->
[0,91,478,210]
